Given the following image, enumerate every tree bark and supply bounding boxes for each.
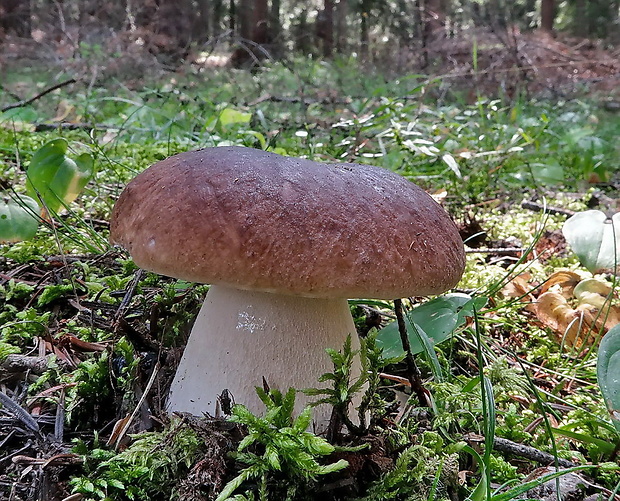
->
[540,0,555,32]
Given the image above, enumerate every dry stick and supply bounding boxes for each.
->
[393,299,428,407]
[493,437,577,468]
[465,247,525,255]
[521,201,576,218]
[0,390,40,434]
[113,268,145,326]
[1,78,77,112]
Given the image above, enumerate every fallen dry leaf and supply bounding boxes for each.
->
[503,271,619,348]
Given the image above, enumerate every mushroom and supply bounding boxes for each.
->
[109,146,465,428]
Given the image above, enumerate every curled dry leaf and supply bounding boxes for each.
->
[503,271,619,348]
[538,270,582,297]
[502,272,536,312]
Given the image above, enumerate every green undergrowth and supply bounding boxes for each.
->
[1,59,619,499]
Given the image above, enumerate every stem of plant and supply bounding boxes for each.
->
[394,298,428,407]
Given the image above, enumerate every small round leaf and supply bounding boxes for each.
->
[0,194,40,243]
[563,210,620,274]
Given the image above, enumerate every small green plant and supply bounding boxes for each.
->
[597,323,620,435]
[303,334,368,434]
[305,331,405,434]
[377,294,486,359]
[362,431,461,501]
[0,193,39,243]
[216,387,349,501]
[0,138,95,243]
[25,137,94,214]
[71,421,204,500]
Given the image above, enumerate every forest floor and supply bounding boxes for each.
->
[0,27,619,501]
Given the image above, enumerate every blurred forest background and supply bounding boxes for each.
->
[1,0,619,99]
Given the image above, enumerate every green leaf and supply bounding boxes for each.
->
[597,324,620,434]
[218,107,252,129]
[563,210,620,274]
[530,162,565,185]
[0,194,40,243]
[378,294,487,359]
[292,408,312,433]
[26,138,94,214]
[316,459,349,475]
[1,106,38,123]
[551,427,617,454]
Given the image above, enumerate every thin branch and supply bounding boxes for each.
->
[521,201,576,218]
[0,391,40,434]
[394,299,428,407]
[493,436,577,468]
[1,78,77,113]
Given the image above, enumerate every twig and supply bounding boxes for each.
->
[521,201,576,218]
[494,437,578,468]
[466,433,578,468]
[12,453,83,467]
[394,299,428,407]
[54,391,65,443]
[465,247,525,255]
[1,78,77,112]
[113,269,145,325]
[109,362,160,450]
[0,391,40,433]
[1,354,52,375]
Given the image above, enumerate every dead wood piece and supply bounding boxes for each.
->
[467,434,578,468]
[0,271,39,287]
[494,437,578,468]
[12,453,83,467]
[1,354,70,376]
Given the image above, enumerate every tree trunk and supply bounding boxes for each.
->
[359,0,371,59]
[193,0,211,42]
[231,0,271,67]
[424,0,445,40]
[237,0,253,40]
[540,0,554,32]
[335,0,348,53]
[270,0,282,54]
[572,0,586,36]
[0,0,31,37]
[229,0,236,33]
[316,0,334,57]
[212,0,223,37]
[252,0,269,45]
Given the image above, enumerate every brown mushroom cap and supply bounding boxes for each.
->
[110,146,465,299]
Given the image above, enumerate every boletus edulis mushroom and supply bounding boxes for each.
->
[109,146,465,429]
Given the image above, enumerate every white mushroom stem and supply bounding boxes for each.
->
[166,285,362,431]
